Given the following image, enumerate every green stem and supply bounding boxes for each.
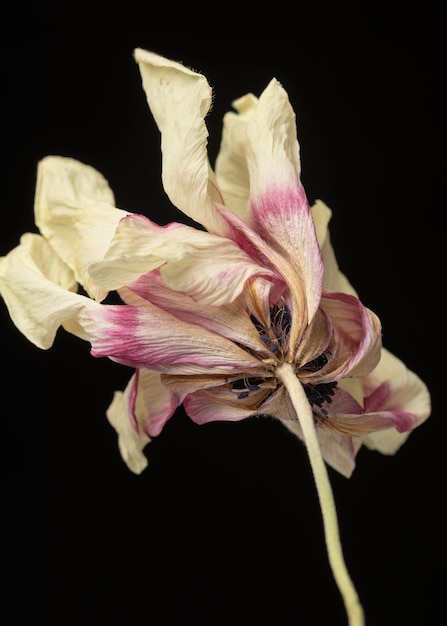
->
[276,362,364,626]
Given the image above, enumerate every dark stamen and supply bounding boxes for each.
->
[305,381,337,415]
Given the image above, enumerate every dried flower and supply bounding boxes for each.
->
[0,50,430,625]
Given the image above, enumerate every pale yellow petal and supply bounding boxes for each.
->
[363,348,431,454]
[0,233,96,349]
[237,78,301,202]
[215,93,258,219]
[106,374,151,474]
[134,48,228,235]
[34,156,130,301]
[89,214,277,305]
[311,200,358,296]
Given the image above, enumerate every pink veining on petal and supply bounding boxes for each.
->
[120,270,269,355]
[85,301,263,374]
[320,291,382,378]
[142,391,181,437]
[363,381,419,432]
[127,368,140,434]
[184,390,256,425]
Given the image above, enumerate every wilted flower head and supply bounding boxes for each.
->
[0,49,430,625]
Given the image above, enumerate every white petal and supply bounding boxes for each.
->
[0,233,97,348]
[34,156,130,301]
[134,48,228,236]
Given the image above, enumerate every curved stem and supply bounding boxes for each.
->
[276,362,364,626]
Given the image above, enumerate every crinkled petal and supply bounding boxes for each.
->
[216,202,320,351]
[250,183,324,326]
[184,386,268,425]
[119,270,273,357]
[282,417,362,478]
[362,348,431,454]
[0,233,98,349]
[320,292,382,379]
[214,93,258,219]
[127,368,181,438]
[220,79,301,209]
[134,48,228,236]
[311,200,359,297]
[89,214,278,305]
[81,300,267,375]
[34,156,130,301]
[106,372,151,474]
[259,385,363,478]
[216,79,322,325]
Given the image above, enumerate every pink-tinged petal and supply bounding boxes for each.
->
[235,78,301,198]
[134,48,229,236]
[119,271,273,357]
[82,301,266,375]
[184,388,259,425]
[34,156,130,301]
[262,385,363,478]
[0,233,98,349]
[214,78,323,323]
[216,201,320,350]
[323,408,415,438]
[106,372,151,474]
[282,416,362,479]
[315,430,362,478]
[362,348,431,454]
[89,213,278,306]
[320,292,382,379]
[126,368,181,438]
[250,183,324,324]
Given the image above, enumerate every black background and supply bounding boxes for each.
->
[2,4,444,626]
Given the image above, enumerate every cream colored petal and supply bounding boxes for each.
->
[89,214,278,305]
[34,156,130,301]
[270,384,362,478]
[0,233,99,349]
[106,373,151,474]
[133,368,181,437]
[234,78,301,202]
[362,348,431,454]
[311,200,358,297]
[119,274,273,356]
[134,48,228,236]
[282,417,362,478]
[214,93,258,219]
